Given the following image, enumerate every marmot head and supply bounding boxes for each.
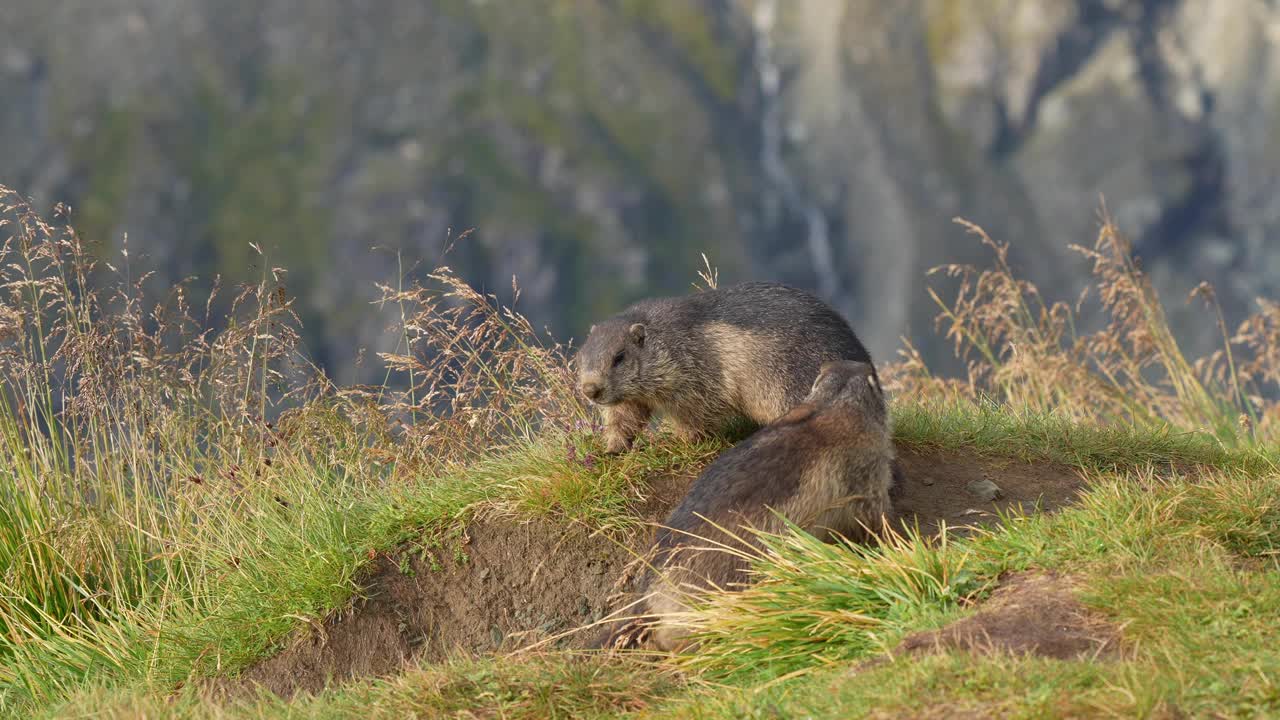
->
[575,318,648,406]
[805,360,887,430]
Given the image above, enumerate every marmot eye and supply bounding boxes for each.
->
[612,351,626,367]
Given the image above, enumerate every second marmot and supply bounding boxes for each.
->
[615,359,896,651]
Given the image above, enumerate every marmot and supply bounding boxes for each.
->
[611,360,896,652]
[575,282,876,454]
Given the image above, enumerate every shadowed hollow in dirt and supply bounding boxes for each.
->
[234,447,1088,697]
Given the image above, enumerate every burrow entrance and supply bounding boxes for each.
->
[233,447,1089,697]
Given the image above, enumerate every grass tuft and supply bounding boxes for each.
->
[664,522,979,683]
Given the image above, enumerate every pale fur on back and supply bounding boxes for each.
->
[701,322,792,424]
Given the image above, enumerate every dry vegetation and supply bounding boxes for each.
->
[2,183,1280,717]
[0,183,588,707]
[888,214,1280,445]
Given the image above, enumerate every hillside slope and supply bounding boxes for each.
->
[3,194,1280,718]
[37,411,1280,719]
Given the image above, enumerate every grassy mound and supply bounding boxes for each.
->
[3,186,1280,718]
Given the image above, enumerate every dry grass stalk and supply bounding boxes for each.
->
[0,184,585,669]
[887,210,1279,445]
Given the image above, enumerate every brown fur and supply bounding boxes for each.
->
[612,360,895,652]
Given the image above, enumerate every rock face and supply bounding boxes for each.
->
[2,0,1277,380]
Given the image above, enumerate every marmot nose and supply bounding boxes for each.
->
[580,381,604,401]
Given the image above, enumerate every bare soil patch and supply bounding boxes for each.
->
[892,447,1087,536]
[232,448,1087,697]
[896,572,1120,661]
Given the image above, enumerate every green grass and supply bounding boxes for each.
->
[2,376,1269,712]
[636,490,1280,719]
[18,403,1280,719]
[647,460,1280,719]
[48,654,682,720]
[0,427,717,712]
[892,398,1274,475]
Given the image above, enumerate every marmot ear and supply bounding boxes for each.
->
[629,323,646,347]
[589,324,597,335]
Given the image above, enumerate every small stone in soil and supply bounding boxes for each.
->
[967,479,1002,502]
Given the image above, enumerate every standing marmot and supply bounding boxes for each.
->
[613,360,896,652]
[575,282,875,454]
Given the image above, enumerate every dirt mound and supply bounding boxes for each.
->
[897,572,1119,660]
[232,471,695,698]
[233,448,1086,697]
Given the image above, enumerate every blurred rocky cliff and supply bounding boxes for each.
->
[3,0,1278,381]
